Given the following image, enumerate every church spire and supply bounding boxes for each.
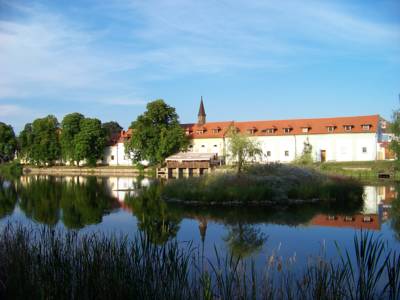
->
[197,96,206,125]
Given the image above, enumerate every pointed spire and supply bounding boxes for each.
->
[197,96,206,125]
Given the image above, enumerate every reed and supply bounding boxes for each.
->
[0,224,398,300]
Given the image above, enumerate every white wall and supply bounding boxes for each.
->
[190,132,378,163]
[104,143,133,166]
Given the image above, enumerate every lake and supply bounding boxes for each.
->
[1,175,399,268]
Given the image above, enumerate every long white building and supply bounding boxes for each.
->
[104,98,389,165]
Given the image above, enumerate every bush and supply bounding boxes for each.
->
[0,161,22,177]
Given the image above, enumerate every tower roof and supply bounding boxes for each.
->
[198,97,206,117]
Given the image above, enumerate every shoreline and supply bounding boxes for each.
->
[22,166,148,176]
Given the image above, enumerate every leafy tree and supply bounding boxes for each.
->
[18,123,34,162]
[227,127,263,173]
[0,178,18,218]
[60,113,84,164]
[29,115,61,165]
[74,118,106,166]
[0,122,17,163]
[125,100,188,165]
[390,109,400,163]
[102,121,123,143]
[294,139,314,165]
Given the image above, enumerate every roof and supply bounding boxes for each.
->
[198,97,206,117]
[165,152,217,162]
[183,115,379,139]
[108,129,132,146]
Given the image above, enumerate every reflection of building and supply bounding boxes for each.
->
[311,185,398,230]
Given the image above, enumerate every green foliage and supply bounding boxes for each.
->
[60,113,84,164]
[0,122,17,163]
[390,109,400,164]
[125,99,188,165]
[28,115,61,165]
[74,118,106,166]
[0,178,18,218]
[102,121,123,143]
[294,139,314,165]
[0,161,22,178]
[227,127,263,173]
[18,123,34,162]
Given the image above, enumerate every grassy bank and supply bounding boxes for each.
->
[0,161,22,177]
[163,164,363,205]
[316,160,399,180]
[0,224,399,299]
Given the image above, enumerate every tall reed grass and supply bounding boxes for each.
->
[0,223,398,299]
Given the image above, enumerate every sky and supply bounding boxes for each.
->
[0,0,399,132]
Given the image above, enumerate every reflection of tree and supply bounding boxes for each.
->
[60,177,117,229]
[390,189,400,241]
[18,177,61,226]
[0,178,17,218]
[224,223,266,258]
[127,185,182,245]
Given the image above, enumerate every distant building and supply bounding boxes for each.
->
[104,98,390,165]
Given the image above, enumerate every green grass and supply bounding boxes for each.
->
[0,161,22,177]
[0,224,399,299]
[162,164,364,205]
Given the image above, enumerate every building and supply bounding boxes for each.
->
[104,98,388,165]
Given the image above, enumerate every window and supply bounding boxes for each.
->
[344,125,353,132]
[362,124,371,131]
[214,145,218,148]
[264,128,275,134]
[212,128,220,134]
[302,127,309,133]
[196,130,205,135]
[327,126,335,132]
[189,145,193,148]
[283,128,291,134]
[362,147,367,153]
[111,155,115,161]
[201,145,205,148]
[267,151,271,157]
[284,150,289,157]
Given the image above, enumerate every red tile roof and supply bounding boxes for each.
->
[182,115,379,139]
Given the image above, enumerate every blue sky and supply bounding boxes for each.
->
[0,0,399,132]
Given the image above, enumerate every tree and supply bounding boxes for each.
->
[294,139,314,165]
[125,100,188,165]
[227,127,263,173]
[73,118,106,166]
[390,109,400,163]
[0,122,17,163]
[60,113,84,164]
[102,121,123,143]
[18,123,34,162]
[224,223,266,258]
[29,115,61,165]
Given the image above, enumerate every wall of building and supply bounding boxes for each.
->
[104,143,133,166]
[191,132,378,163]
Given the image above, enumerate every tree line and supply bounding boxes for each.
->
[0,113,122,166]
[0,99,189,167]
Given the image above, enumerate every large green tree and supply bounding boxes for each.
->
[74,118,106,166]
[0,122,17,163]
[390,109,400,162]
[227,127,263,173]
[18,123,34,162]
[60,113,84,164]
[102,121,123,143]
[125,100,188,165]
[25,115,61,165]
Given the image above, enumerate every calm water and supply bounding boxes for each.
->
[1,175,400,268]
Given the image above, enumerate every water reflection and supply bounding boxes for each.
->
[0,175,399,244]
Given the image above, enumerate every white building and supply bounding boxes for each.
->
[103,98,387,165]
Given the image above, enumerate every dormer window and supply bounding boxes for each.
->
[247,127,257,135]
[283,127,292,134]
[212,127,221,134]
[327,126,336,133]
[262,127,276,134]
[343,125,353,132]
[362,124,372,131]
[301,127,311,133]
[185,129,192,136]
[196,129,205,135]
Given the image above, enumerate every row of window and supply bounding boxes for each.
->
[187,124,372,135]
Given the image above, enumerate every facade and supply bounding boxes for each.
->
[104,98,387,165]
[183,100,382,163]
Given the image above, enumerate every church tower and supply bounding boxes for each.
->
[197,96,206,125]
